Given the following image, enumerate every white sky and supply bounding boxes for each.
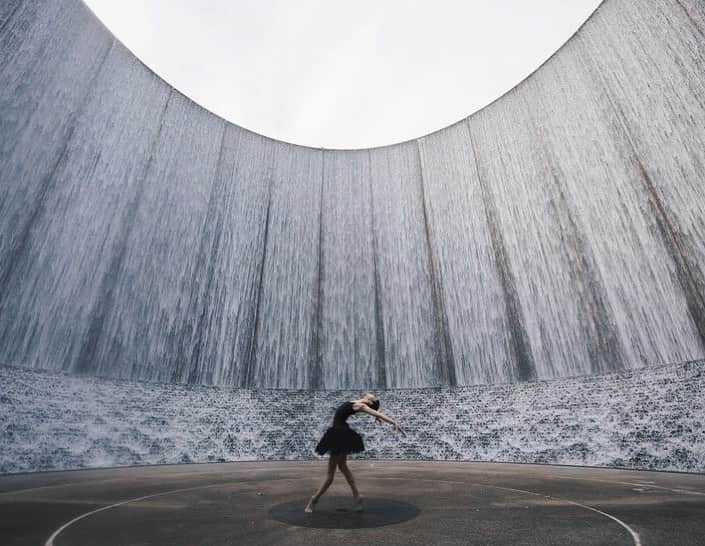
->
[85,1,601,149]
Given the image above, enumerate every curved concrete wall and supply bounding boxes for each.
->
[1,0,705,389]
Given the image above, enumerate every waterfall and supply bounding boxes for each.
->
[1,0,704,388]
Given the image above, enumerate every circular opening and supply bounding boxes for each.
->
[84,1,601,148]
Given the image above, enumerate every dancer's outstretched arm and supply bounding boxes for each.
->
[355,404,402,432]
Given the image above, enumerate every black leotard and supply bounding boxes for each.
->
[332,401,357,426]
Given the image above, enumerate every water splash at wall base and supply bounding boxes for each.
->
[2,360,703,475]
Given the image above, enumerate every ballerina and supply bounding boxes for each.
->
[305,392,401,513]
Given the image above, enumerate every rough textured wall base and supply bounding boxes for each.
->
[1,361,703,475]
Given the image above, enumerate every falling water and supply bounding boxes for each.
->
[1,0,704,389]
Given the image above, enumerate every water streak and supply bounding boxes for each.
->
[1,0,704,388]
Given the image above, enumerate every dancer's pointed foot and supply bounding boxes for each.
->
[355,495,364,512]
[304,497,317,513]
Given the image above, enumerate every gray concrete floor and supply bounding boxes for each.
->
[1,461,704,545]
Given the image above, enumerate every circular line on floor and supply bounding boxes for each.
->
[373,476,641,546]
[44,471,643,545]
[44,477,307,546]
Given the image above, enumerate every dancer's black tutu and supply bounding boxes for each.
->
[315,424,364,455]
[315,401,365,455]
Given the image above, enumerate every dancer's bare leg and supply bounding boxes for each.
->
[305,455,339,512]
[338,455,363,511]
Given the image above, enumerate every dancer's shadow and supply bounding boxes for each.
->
[269,496,419,529]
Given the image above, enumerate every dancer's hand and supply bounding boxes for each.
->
[394,422,407,436]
